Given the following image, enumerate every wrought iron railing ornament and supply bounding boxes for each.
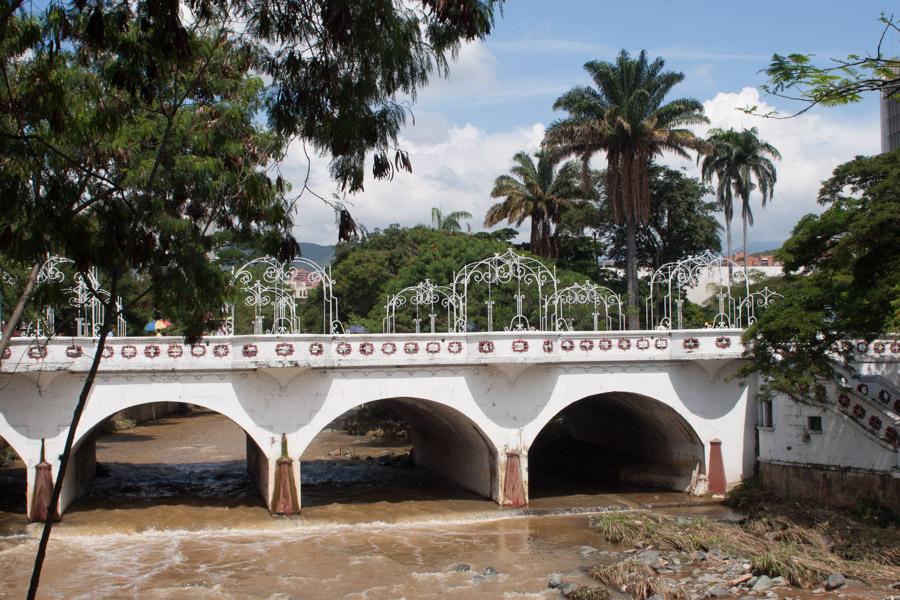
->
[736,287,784,328]
[545,281,624,331]
[30,257,127,337]
[232,256,342,335]
[646,250,749,330]
[451,249,557,332]
[383,280,460,334]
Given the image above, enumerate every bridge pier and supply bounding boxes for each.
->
[247,433,300,515]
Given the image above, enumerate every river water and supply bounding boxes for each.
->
[0,410,758,598]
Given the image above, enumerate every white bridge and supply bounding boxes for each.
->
[1,250,898,519]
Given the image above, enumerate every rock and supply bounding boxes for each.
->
[637,550,661,564]
[693,550,708,562]
[746,576,758,587]
[482,567,498,577]
[578,546,599,556]
[739,596,755,600]
[771,576,785,586]
[472,575,484,583]
[708,587,730,598]
[648,595,665,600]
[559,583,578,595]
[449,563,470,572]
[752,575,773,591]
[825,573,846,591]
[548,573,563,589]
[710,549,725,559]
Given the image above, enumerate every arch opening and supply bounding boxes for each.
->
[300,398,498,510]
[66,403,267,517]
[0,436,26,531]
[528,392,705,499]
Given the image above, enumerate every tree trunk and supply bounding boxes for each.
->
[0,261,41,361]
[530,216,542,257]
[725,217,733,281]
[742,210,750,282]
[625,220,640,329]
[27,277,118,600]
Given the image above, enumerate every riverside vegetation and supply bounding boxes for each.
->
[562,484,899,599]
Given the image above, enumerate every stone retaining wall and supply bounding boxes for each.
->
[759,460,899,517]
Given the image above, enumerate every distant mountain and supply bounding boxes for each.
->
[299,242,335,265]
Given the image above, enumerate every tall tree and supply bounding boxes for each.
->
[597,164,721,271]
[431,207,473,232]
[0,0,503,356]
[546,50,708,327]
[700,128,780,277]
[485,151,581,258]
[741,150,900,402]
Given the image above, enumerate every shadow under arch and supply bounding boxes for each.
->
[299,396,499,506]
[527,391,705,498]
[65,402,267,514]
[0,435,26,520]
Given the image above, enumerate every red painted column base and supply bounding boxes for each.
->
[30,461,58,522]
[707,439,726,496]
[271,457,299,515]
[502,452,526,507]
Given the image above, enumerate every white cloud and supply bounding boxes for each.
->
[285,118,545,245]
[664,87,879,247]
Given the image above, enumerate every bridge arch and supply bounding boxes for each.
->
[526,391,705,495]
[72,383,274,456]
[298,395,501,502]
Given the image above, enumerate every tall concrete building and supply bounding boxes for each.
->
[881,66,900,152]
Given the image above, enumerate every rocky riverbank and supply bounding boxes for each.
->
[555,485,900,599]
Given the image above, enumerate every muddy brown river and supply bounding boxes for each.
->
[0,409,879,598]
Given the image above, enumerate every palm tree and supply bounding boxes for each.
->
[546,50,709,328]
[699,127,780,278]
[431,207,473,233]
[485,150,581,258]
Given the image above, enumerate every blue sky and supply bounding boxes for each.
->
[292,1,893,250]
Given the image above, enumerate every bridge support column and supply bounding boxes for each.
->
[500,450,528,507]
[246,433,300,515]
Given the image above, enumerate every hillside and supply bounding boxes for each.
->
[300,242,335,265]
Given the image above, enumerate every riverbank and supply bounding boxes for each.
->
[561,486,900,599]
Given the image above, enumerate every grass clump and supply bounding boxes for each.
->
[563,586,610,600]
[100,416,136,434]
[0,445,18,467]
[750,543,838,588]
[590,559,688,600]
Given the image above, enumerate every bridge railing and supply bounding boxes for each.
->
[1,250,786,340]
[0,329,756,372]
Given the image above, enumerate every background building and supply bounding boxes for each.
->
[881,65,900,152]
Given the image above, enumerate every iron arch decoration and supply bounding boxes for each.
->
[544,281,624,332]
[383,280,460,334]
[28,256,127,337]
[736,287,784,328]
[232,256,343,335]
[645,250,749,330]
[451,249,558,332]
